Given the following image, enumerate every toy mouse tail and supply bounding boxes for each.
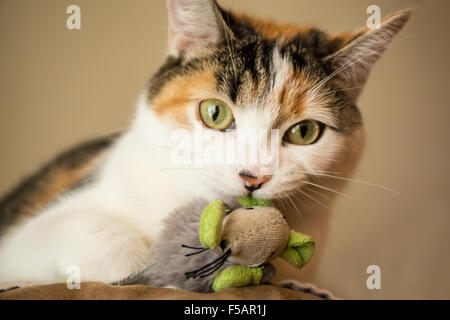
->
[112,264,157,286]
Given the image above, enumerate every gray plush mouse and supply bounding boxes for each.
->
[116,197,315,293]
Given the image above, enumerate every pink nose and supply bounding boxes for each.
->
[239,171,272,192]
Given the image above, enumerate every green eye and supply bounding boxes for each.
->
[284,120,323,145]
[199,99,234,130]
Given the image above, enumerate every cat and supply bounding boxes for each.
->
[0,0,410,285]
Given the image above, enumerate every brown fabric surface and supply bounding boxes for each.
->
[0,282,323,300]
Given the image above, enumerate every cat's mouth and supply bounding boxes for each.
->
[250,185,293,201]
[224,191,276,209]
[212,180,280,207]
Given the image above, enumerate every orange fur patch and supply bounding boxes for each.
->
[24,152,107,215]
[274,76,310,127]
[234,12,313,43]
[151,69,217,125]
[261,60,317,128]
[237,12,358,54]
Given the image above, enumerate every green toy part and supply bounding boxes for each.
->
[281,231,315,268]
[212,265,263,292]
[198,198,315,292]
[237,195,274,208]
[199,200,224,249]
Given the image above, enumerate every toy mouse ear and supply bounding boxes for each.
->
[199,200,225,249]
[281,231,315,269]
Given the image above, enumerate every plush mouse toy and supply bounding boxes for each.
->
[117,197,315,292]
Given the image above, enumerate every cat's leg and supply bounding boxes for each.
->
[0,207,151,284]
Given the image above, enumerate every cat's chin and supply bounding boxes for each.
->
[252,187,295,201]
[208,183,295,208]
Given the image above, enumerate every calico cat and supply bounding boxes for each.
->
[0,0,410,284]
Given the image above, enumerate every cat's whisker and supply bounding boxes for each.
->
[78,166,213,203]
[293,169,408,200]
[309,45,387,96]
[276,179,309,219]
[274,196,288,218]
[303,169,348,176]
[293,187,332,213]
[132,166,205,181]
[285,192,304,226]
[279,198,289,216]
[132,140,217,163]
[313,85,365,100]
[122,139,230,181]
[303,185,336,203]
[303,181,373,214]
[302,184,371,218]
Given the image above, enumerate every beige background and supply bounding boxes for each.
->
[0,0,449,299]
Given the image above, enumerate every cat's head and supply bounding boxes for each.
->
[139,0,410,202]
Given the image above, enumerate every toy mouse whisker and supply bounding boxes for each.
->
[194,249,231,278]
[181,244,205,250]
[199,255,230,278]
[192,255,229,279]
[185,249,231,279]
[184,247,209,257]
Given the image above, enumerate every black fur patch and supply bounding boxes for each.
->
[0,133,120,234]
[146,7,362,133]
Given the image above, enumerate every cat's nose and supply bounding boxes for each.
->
[239,171,272,192]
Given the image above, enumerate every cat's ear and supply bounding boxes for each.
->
[166,0,232,57]
[324,9,412,101]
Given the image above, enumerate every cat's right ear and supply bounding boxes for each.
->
[167,0,232,57]
[324,9,412,102]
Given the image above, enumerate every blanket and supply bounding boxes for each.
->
[0,280,336,300]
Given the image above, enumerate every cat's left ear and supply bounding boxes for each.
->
[324,9,412,102]
[166,0,233,57]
